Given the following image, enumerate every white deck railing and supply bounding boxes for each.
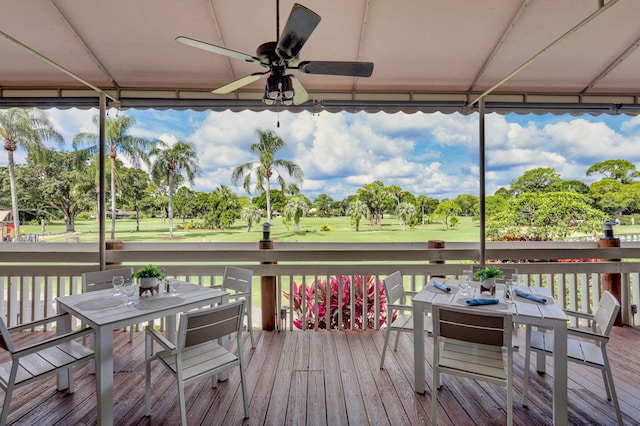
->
[1,240,639,329]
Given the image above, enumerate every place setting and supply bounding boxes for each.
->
[426,278,458,294]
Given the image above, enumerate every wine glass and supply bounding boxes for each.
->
[504,280,515,304]
[460,269,472,297]
[122,279,136,305]
[511,273,521,287]
[112,275,124,296]
[168,278,180,296]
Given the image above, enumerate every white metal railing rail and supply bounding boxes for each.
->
[1,241,639,329]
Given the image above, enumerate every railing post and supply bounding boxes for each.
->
[599,221,622,326]
[428,240,445,278]
[106,240,123,267]
[259,223,276,331]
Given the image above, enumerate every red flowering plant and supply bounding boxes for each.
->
[285,275,389,330]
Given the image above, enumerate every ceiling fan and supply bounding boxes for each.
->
[176,2,374,106]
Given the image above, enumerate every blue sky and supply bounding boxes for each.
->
[6,108,640,202]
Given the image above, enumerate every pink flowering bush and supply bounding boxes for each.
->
[285,275,389,330]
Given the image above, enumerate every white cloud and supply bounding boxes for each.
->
[3,107,640,203]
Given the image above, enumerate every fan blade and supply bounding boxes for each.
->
[212,72,269,94]
[298,61,374,77]
[176,36,261,64]
[276,4,321,60]
[289,75,309,105]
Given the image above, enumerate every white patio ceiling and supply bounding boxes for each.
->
[1,0,639,114]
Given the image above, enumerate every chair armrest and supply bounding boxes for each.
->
[563,309,594,321]
[12,327,94,357]
[567,328,609,343]
[145,327,175,352]
[388,303,413,312]
[8,313,71,333]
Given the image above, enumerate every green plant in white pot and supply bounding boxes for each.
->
[133,264,165,291]
[474,266,503,295]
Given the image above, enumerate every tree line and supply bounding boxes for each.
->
[2,108,639,241]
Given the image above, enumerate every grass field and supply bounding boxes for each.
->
[23,215,483,243]
[20,215,640,243]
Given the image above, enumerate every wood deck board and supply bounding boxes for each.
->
[1,325,639,425]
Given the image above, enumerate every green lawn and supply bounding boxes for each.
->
[24,216,483,243]
[21,215,640,243]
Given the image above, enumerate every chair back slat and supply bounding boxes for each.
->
[180,300,245,349]
[593,291,621,336]
[222,266,253,294]
[0,319,14,353]
[435,305,511,348]
[82,268,134,292]
[383,271,405,304]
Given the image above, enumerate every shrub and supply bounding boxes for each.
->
[285,275,389,330]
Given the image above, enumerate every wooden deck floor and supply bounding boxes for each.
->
[3,324,640,425]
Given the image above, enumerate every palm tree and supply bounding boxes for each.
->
[73,115,153,239]
[0,108,63,240]
[396,201,417,231]
[284,195,310,232]
[347,199,369,231]
[149,140,200,238]
[231,129,303,221]
[240,205,262,232]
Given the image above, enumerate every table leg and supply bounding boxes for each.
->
[552,322,568,426]
[414,301,425,394]
[96,326,114,426]
[56,310,71,390]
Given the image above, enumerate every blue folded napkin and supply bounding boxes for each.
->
[433,280,451,293]
[466,298,499,306]
[515,288,547,303]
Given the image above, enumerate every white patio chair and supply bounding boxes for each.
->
[82,268,135,342]
[523,290,623,426]
[145,299,249,425]
[431,304,514,425]
[0,314,95,425]
[379,271,432,369]
[212,266,256,348]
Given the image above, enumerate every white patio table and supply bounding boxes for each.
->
[413,279,569,426]
[56,281,228,426]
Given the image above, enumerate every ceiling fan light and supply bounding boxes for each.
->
[282,97,293,106]
[266,76,280,99]
[281,76,294,98]
[262,92,276,105]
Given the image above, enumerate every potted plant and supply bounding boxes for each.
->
[474,266,503,295]
[133,264,165,291]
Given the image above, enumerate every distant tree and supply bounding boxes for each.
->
[551,179,590,194]
[387,184,405,206]
[416,195,439,224]
[252,190,286,216]
[119,167,151,231]
[22,148,93,232]
[510,167,562,196]
[586,159,637,184]
[589,178,640,223]
[395,201,417,231]
[73,115,153,239]
[284,194,310,232]
[206,185,240,229]
[240,205,263,232]
[284,183,300,196]
[453,194,478,216]
[0,108,63,239]
[172,186,197,225]
[432,199,462,230]
[150,140,200,238]
[487,192,605,241]
[347,199,369,231]
[314,194,334,217]
[231,129,303,221]
[357,180,392,230]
